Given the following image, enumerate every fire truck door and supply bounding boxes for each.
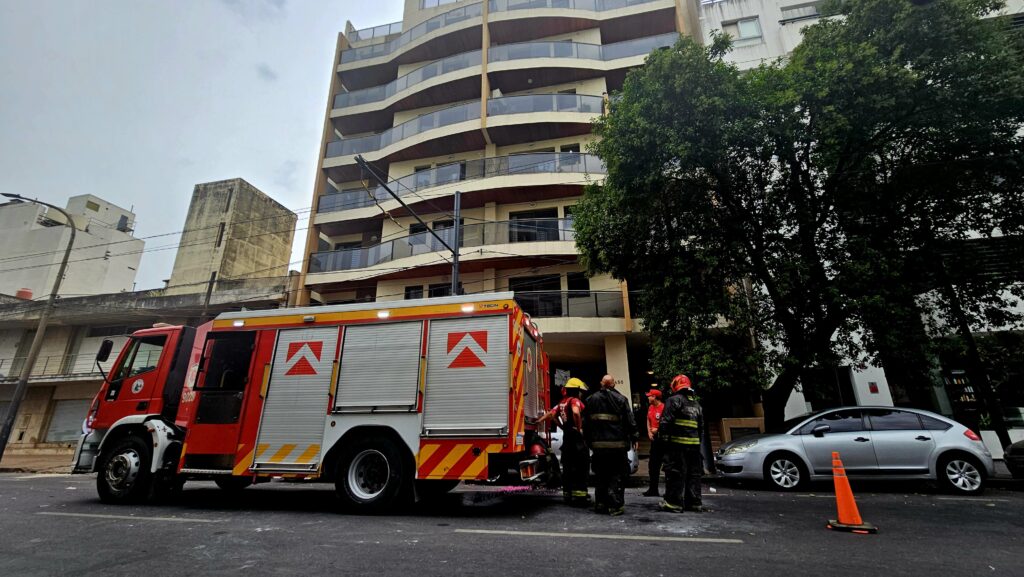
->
[182,331,257,469]
[253,326,339,471]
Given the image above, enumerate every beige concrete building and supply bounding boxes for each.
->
[167,178,297,295]
[299,0,704,402]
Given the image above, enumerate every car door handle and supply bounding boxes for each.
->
[854,437,870,442]
[915,436,931,441]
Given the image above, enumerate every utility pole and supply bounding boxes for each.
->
[353,155,461,295]
[0,194,77,463]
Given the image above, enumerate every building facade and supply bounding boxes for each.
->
[166,178,298,295]
[300,0,707,403]
[0,194,143,298]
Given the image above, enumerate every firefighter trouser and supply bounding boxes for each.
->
[591,448,628,512]
[648,439,665,492]
[561,431,590,503]
[663,445,702,508]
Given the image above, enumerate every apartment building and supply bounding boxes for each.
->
[300,0,703,402]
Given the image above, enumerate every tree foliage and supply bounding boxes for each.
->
[573,0,1024,427]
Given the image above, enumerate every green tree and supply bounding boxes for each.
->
[573,0,1024,429]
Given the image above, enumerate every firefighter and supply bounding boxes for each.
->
[643,388,665,497]
[538,377,590,506]
[659,374,706,513]
[584,374,637,516]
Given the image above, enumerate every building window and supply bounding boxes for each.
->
[224,189,233,213]
[421,0,460,8]
[560,143,580,153]
[567,272,590,298]
[723,17,762,40]
[409,222,429,246]
[215,222,226,248]
[428,283,462,298]
[85,200,100,212]
[405,285,424,300]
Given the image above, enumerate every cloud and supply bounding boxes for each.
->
[255,63,278,82]
[273,160,301,192]
[218,0,287,21]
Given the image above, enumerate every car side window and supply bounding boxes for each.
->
[919,415,953,431]
[798,409,864,434]
[867,409,924,431]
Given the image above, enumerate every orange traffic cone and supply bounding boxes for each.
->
[826,451,877,534]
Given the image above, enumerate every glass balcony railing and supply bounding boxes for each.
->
[515,290,628,318]
[325,94,601,159]
[309,218,575,273]
[349,21,403,43]
[335,33,675,110]
[325,100,482,158]
[488,0,661,13]
[0,350,161,382]
[335,50,483,108]
[487,93,603,116]
[488,33,677,63]
[341,1,484,64]
[318,152,606,214]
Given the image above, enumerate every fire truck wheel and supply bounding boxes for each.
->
[96,435,154,504]
[336,438,408,513]
[215,477,254,492]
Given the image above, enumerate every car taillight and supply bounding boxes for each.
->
[963,429,981,442]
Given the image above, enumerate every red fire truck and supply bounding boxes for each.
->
[71,292,552,511]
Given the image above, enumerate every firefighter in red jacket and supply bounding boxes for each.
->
[643,388,665,497]
[659,374,706,513]
[539,377,590,506]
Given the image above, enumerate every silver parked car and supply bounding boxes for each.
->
[716,406,994,494]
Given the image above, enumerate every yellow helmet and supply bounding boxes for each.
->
[564,377,588,391]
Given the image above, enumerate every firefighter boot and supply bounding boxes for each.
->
[658,500,683,513]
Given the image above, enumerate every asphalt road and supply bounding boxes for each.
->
[0,474,1021,577]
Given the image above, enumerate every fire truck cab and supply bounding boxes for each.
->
[72,293,553,512]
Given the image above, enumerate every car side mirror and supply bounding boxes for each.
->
[812,424,831,438]
[96,339,114,363]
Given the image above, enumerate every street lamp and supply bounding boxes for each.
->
[0,194,77,463]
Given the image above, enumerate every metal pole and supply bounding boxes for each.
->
[451,191,461,295]
[0,194,77,463]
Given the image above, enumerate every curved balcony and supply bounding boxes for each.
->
[336,50,483,109]
[324,94,602,178]
[326,100,482,158]
[318,152,606,216]
[343,2,484,65]
[339,0,673,90]
[309,218,575,274]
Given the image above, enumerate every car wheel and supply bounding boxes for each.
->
[937,453,985,494]
[335,437,410,513]
[763,452,808,491]
[96,435,154,504]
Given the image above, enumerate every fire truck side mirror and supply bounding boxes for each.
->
[96,339,114,363]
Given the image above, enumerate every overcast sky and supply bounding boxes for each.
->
[0,0,403,290]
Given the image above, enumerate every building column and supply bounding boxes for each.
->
[604,334,632,405]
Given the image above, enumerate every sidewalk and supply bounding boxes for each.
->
[0,453,73,474]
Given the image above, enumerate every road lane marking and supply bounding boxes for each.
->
[37,512,222,523]
[455,529,743,544]
[937,496,1009,502]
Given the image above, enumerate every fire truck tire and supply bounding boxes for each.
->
[215,477,254,492]
[335,437,409,513]
[96,434,155,504]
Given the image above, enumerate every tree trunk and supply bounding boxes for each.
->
[762,365,800,432]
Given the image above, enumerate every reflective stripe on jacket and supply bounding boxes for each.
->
[660,392,702,446]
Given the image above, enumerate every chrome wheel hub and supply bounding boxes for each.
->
[105,449,141,494]
[769,459,800,489]
[348,449,390,501]
[945,460,981,492]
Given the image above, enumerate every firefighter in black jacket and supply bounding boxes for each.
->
[658,374,706,513]
[584,374,637,516]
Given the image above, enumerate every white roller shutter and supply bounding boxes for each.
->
[254,326,338,470]
[523,332,540,421]
[335,321,422,411]
[423,316,509,436]
[46,399,90,442]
